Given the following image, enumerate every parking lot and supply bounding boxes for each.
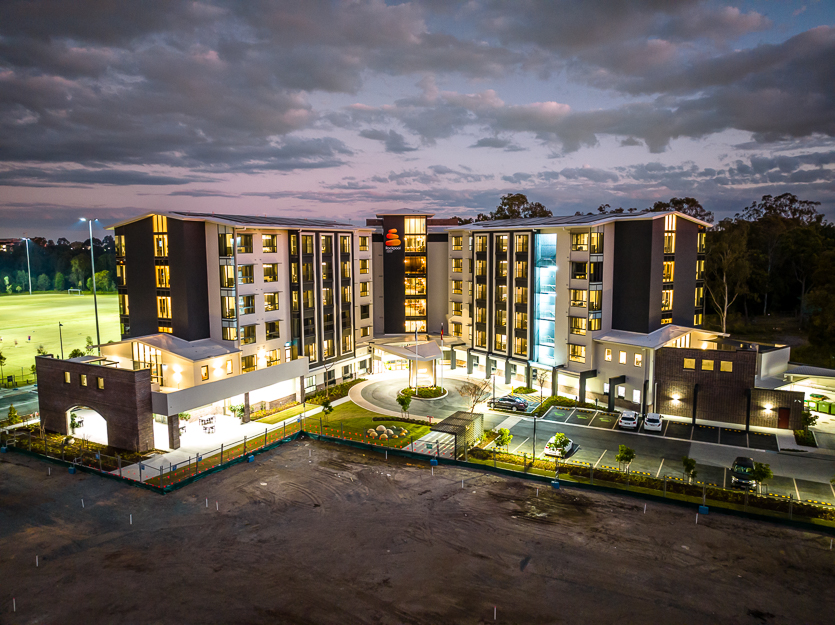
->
[484,409,835,505]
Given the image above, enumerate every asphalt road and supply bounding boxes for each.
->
[0,386,39,419]
[482,411,835,505]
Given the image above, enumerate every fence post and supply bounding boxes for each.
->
[28,430,32,451]
[493,448,497,468]
[341,422,344,440]
[320,416,323,434]
[702,484,706,505]
[590,465,594,485]
[196,455,199,473]
[744,491,748,512]
[663,475,667,497]
[98,455,102,472]
[243,435,247,454]
[220,443,224,464]
[789,496,793,520]
[159,465,162,485]
[264,428,268,449]
[118,454,122,478]
[284,421,286,440]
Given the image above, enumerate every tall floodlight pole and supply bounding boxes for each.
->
[23,237,32,295]
[81,218,101,355]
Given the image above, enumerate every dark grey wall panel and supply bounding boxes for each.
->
[672,218,698,326]
[611,221,653,333]
[168,219,210,341]
[123,218,158,337]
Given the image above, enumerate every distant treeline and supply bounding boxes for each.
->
[0,236,116,294]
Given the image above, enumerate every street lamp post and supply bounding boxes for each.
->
[23,237,32,295]
[80,219,101,355]
[58,322,64,359]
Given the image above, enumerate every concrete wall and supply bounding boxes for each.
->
[36,356,154,452]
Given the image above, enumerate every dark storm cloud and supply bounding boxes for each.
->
[359,129,417,153]
[0,167,214,187]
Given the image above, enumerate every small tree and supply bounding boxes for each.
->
[495,427,513,451]
[85,336,94,355]
[0,350,6,380]
[801,410,818,432]
[7,404,20,424]
[536,370,549,404]
[178,412,191,423]
[229,404,246,420]
[36,345,47,356]
[682,456,698,484]
[69,411,80,432]
[36,273,51,291]
[396,394,411,419]
[321,399,334,422]
[615,445,635,473]
[457,378,491,413]
[68,348,85,358]
[54,272,65,291]
[752,462,774,495]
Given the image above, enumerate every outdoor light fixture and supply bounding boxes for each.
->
[765,403,773,412]
[672,394,681,403]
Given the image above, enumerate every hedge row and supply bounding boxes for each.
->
[304,378,366,405]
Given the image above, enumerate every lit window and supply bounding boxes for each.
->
[321,236,332,254]
[514,336,527,356]
[220,264,235,288]
[264,263,278,283]
[452,280,462,295]
[702,359,714,371]
[661,289,674,312]
[452,302,463,316]
[221,296,236,319]
[340,236,351,254]
[515,234,528,253]
[157,326,172,334]
[222,326,237,341]
[634,353,642,367]
[242,355,256,373]
[452,236,463,251]
[359,236,369,251]
[238,295,254,316]
[569,316,587,336]
[571,233,589,251]
[569,344,585,363]
[404,234,426,252]
[157,296,172,319]
[515,261,528,279]
[589,288,601,311]
[632,389,641,404]
[116,263,127,286]
[119,293,130,315]
[361,326,371,337]
[405,320,427,332]
[360,282,370,297]
[241,325,256,345]
[664,214,677,231]
[570,289,587,308]
[588,315,601,331]
[155,265,170,288]
[226,360,234,375]
[604,348,612,362]
[265,292,279,312]
[619,351,627,365]
[475,260,486,276]
[664,232,676,254]
[694,313,703,326]
[266,321,280,340]
[661,315,672,325]
[64,371,71,383]
[359,259,370,274]
[497,260,508,277]
[514,312,527,330]
[152,214,168,233]
[201,365,209,381]
[262,234,277,253]
[663,261,675,283]
[475,236,487,252]
[404,299,426,317]
[590,233,603,254]
[452,258,463,273]
[698,231,706,253]
[515,287,528,304]
[404,217,426,235]
[451,322,462,337]
[496,235,508,252]
[695,286,704,307]
[342,334,353,353]
[683,358,695,369]
[267,349,279,366]
[495,333,507,351]
[404,278,426,295]
[154,235,168,257]
[341,261,351,279]
[238,265,254,284]
[475,330,486,348]
[476,307,486,323]
[496,285,507,302]
[476,284,486,300]
[115,235,126,257]
[571,262,587,280]
[80,374,87,387]
[720,361,733,372]
[301,235,313,254]
[236,234,253,254]
[495,309,506,326]
[696,259,705,280]
[322,288,333,306]
[342,285,351,303]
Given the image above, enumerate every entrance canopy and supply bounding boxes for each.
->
[374,341,442,361]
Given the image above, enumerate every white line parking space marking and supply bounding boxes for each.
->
[793,478,801,501]
[831,481,835,500]
[496,415,523,431]
[655,458,665,478]
[588,411,599,426]
[565,409,577,422]
[511,437,530,454]
[663,420,670,436]
[594,450,607,468]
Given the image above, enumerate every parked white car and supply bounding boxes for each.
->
[643,413,663,432]
[543,433,576,458]
[617,410,639,429]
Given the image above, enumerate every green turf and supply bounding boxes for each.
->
[0,293,120,376]
[314,402,432,447]
[255,403,311,424]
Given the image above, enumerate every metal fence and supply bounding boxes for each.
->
[0,418,302,492]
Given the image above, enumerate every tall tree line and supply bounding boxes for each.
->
[0,236,117,294]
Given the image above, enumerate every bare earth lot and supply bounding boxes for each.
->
[2,440,834,624]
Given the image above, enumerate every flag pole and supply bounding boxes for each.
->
[439,323,444,391]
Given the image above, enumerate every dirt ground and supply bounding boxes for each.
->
[1,440,834,625]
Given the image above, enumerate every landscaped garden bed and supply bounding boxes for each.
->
[304,378,366,404]
[533,395,615,417]
[793,429,817,447]
[399,386,446,399]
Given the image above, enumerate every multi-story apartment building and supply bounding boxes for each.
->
[75,212,376,447]
[446,211,712,412]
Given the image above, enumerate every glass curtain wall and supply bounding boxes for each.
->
[534,233,557,366]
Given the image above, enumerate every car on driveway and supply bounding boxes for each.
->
[488,396,528,412]
[617,410,639,429]
[729,456,757,490]
[643,413,663,432]
[543,433,577,459]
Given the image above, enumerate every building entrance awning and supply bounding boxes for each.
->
[373,341,442,361]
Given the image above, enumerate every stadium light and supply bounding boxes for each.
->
[80,218,101,355]
[21,237,32,295]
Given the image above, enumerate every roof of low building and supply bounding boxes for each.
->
[458,210,712,230]
[374,208,436,217]
[594,325,695,350]
[105,334,240,361]
[784,365,835,379]
[373,340,442,361]
[107,211,365,231]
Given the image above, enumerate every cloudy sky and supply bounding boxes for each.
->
[1,0,834,239]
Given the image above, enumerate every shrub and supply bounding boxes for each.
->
[533,395,604,417]
[371,416,427,426]
[401,386,445,398]
[469,448,490,460]
[305,378,366,404]
[512,386,536,394]
[794,429,816,447]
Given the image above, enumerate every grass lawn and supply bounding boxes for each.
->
[0,292,120,376]
[311,402,432,448]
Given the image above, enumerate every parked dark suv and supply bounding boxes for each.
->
[730,457,757,490]
[488,396,528,412]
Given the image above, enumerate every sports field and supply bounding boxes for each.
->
[0,293,120,377]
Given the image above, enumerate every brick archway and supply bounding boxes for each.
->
[36,356,154,452]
